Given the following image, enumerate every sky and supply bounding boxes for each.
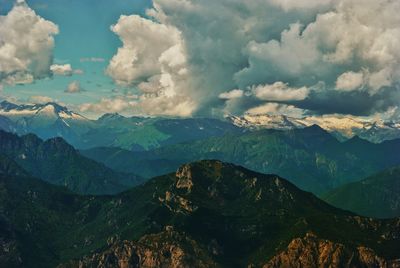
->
[0,0,151,116]
[0,0,400,120]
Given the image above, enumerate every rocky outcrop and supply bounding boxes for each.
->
[263,233,400,268]
[175,164,194,193]
[60,229,217,268]
[159,190,199,214]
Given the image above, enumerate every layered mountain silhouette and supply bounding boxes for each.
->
[1,100,400,267]
[81,115,243,151]
[1,159,399,267]
[0,101,242,151]
[324,165,400,218]
[3,100,400,152]
[228,114,400,143]
[82,125,400,194]
[0,130,142,195]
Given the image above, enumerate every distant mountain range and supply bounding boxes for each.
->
[1,160,399,267]
[83,113,243,151]
[82,125,400,194]
[2,100,400,150]
[0,100,243,150]
[0,130,142,195]
[323,165,400,218]
[228,114,400,143]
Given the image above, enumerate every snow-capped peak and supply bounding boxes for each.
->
[0,101,88,122]
[226,114,306,130]
[226,113,400,143]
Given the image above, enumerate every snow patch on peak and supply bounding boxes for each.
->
[227,113,400,143]
[0,101,88,122]
[227,114,306,130]
[299,116,370,138]
[37,104,57,116]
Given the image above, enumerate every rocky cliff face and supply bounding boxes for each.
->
[62,231,400,268]
[60,229,217,268]
[263,233,400,268]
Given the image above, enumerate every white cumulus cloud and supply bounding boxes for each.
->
[50,64,73,76]
[0,0,58,85]
[246,103,306,117]
[50,64,83,76]
[106,0,400,118]
[107,14,192,116]
[252,82,309,101]
[107,15,186,87]
[219,89,244,100]
[335,71,365,91]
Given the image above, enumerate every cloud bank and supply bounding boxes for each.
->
[102,0,400,119]
[0,0,58,85]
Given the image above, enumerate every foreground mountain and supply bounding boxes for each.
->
[323,166,400,218]
[0,130,142,195]
[82,126,400,194]
[1,160,399,267]
[63,231,399,268]
[264,232,399,267]
[228,114,400,143]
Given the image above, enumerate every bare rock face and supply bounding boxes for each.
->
[263,233,399,268]
[175,164,194,193]
[159,190,198,215]
[60,230,217,268]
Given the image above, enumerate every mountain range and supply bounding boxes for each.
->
[228,114,400,143]
[0,101,242,151]
[0,130,142,195]
[2,100,400,150]
[1,159,399,267]
[1,99,400,267]
[82,113,243,151]
[82,125,400,194]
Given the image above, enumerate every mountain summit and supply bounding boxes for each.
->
[0,101,91,143]
[0,101,86,120]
